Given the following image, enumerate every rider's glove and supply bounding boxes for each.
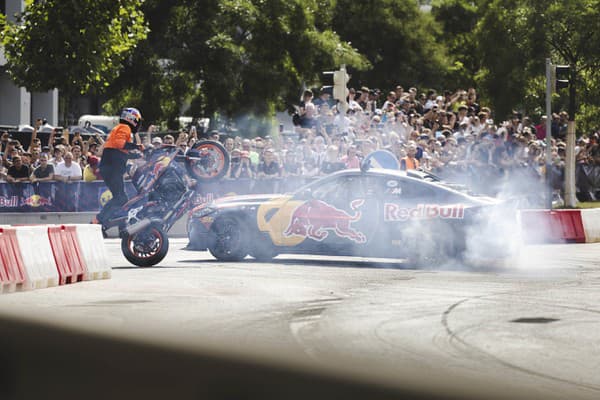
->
[128,151,143,159]
[124,141,140,150]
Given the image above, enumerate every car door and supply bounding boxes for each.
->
[300,173,381,255]
[378,176,466,257]
[255,173,377,255]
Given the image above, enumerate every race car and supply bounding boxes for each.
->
[186,168,520,265]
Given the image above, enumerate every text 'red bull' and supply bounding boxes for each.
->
[384,203,465,221]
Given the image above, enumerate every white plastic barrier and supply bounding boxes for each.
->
[73,224,111,280]
[580,209,600,243]
[14,225,60,290]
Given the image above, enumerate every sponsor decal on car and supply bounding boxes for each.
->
[284,199,367,244]
[152,156,171,176]
[384,203,465,221]
[256,196,306,246]
[200,216,214,228]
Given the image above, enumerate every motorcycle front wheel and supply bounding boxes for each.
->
[121,225,169,267]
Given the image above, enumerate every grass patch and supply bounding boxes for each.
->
[576,202,600,209]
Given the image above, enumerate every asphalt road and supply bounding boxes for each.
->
[1,239,599,399]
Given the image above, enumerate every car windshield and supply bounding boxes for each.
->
[290,172,357,198]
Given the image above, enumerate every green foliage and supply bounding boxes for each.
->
[471,0,540,118]
[1,0,148,95]
[117,0,368,127]
[430,0,479,89]
[3,0,600,134]
[331,0,449,91]
[472,0,600,122]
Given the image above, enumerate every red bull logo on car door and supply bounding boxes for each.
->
[284,199,367,244]
[384,203,465,221]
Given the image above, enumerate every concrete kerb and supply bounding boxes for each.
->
[0,212,188,238]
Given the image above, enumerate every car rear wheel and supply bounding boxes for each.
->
[405,223,463,267]
[208,216,248,261]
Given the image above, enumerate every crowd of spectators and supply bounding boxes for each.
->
[2,84,600,201]
[214,85,600,198]
[0,121,185,185]
[0,119,103,184]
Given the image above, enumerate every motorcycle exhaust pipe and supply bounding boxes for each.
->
[125,218,153,236]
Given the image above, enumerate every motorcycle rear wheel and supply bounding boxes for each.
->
[121,225,169,267]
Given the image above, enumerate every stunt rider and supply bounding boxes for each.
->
[94,107,144,224]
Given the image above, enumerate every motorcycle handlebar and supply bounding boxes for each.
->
[174,155,188,162]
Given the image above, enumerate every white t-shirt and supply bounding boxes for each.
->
[54,161,82,178]
[333,114,352,136]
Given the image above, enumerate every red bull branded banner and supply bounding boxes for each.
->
[0,177,317,213]
[0,181,112,212]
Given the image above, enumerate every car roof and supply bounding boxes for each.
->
[317,168,487,202]
[327,168,439,184]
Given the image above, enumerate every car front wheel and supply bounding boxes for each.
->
[208,216,248,261]
[249,240,279,261]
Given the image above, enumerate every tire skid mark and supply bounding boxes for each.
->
[441,293,600,393]
[289,298,343,360]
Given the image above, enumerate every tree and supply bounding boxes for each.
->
[430,0,480,89]
[331,0,449,91]
[104,0,369,131]
[529,0,600,121]
[0,0,148,96]
[474,0,600,121]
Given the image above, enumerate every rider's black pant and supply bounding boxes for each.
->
[97,148,129,223]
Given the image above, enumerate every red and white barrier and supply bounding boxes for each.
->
[0,224,111,294]
[580,209,600,243]
[520,208,600,244]
[14,225,60,289]
[48,225,87,284]
[0,227,27,293]
[73,224,111,280]
[520,209,586,243]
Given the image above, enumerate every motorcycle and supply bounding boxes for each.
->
[100,140,230,266]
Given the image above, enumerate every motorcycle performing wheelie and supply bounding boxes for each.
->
[98,138,229,267]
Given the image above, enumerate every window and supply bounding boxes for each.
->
[312,175,360,202]
[379,177,437,200]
